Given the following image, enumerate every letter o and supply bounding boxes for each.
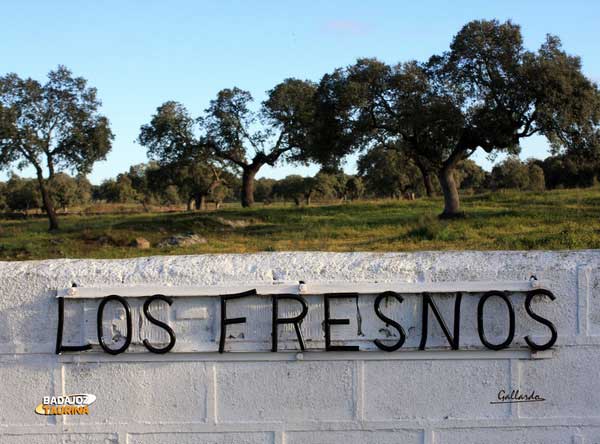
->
[477,291,515,350]
[97,295,132,355]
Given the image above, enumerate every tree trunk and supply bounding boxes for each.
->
[423,172,435,197]
[305,194,312,206]
[241,167,258,208]
[186,197,193,211]
[47,156,55,179]
[35,171,59,231]
[438,165,463,219]
[194,193,207,210]
[415,160,435,197]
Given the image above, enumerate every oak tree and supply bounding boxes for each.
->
[0,66,113,229]
[429,20,599,216]
[138,101,226,210]
[309,20,600,217]
[202,79,316,207]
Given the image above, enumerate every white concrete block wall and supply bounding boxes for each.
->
[0,251,599,443]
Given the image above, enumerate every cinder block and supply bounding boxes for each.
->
[514,267,577,343]
[434,427,576,443]
[0,435,117,444]
[62,362,208,424]
[364,360,511,420]
[127,432,274,444]
[216,361,354,422]
[0,282,56,348]
[427,257,578,341]
[518,347,600,419]
[284,430,422,444]
[0,360,56,426]
[583,428,600,444]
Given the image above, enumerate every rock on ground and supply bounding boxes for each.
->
[158,233,207,248]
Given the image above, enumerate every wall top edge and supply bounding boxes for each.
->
[1,249,600,267]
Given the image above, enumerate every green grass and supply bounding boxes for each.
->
[1,188,600,260]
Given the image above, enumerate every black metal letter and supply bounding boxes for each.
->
[97,295,132,355]
[477,291,515,350]
[524,289,558,351]
[142,295,176,354]
[324,293,359,351]
[55,296,92,354]
[373,291,406,352]
[272,294,308,352]
[419,292,462,350]
[218,289,257,353]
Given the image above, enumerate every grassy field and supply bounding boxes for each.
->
[0,188,599,260]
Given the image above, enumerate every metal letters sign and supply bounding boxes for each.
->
[55,280,557,355]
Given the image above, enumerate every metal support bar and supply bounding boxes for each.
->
[57,280,544,299]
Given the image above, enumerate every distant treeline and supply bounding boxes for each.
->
[0,153,596,214]
[1,19,599,230]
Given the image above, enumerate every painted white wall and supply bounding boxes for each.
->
[0,251,599,443]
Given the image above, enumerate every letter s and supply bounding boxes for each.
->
[142,295,176,354]
[524,289,557,351]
